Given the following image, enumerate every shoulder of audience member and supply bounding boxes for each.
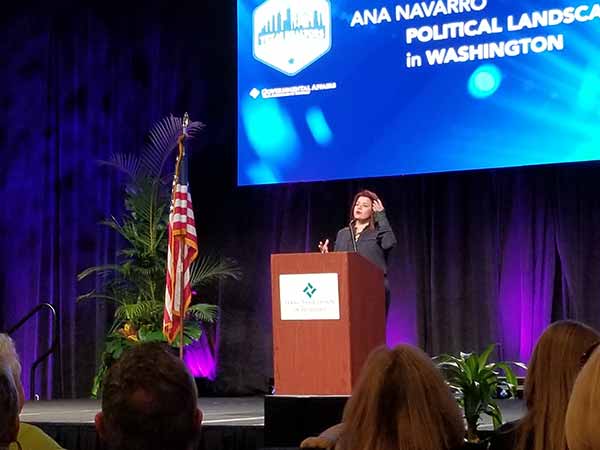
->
[16,423,64,450]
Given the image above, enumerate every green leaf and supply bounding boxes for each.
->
[76,291,122,304]
[91,361,109,399]
[169,323,203,348]
[138,328,167,343]
[436,345,524,438]
[478,343,496,368]
[115,301,163,324]
[495,362,519,395]
[513,362,529,371]
[435,354,463,365]
[464,353,479,382]
[183,323,202,340]
[142,115,205,178]
[104,336,132,359]
[484,402,503,429]
[99,153,142,179]
[187,304,218,322]
[189,256,242,290]
[77,264,123,281]
[100,217,128,239]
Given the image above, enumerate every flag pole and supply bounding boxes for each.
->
[178,112,190,360]
[164,112,197,358]
[179,244,185,360]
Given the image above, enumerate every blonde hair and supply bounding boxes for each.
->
[337,344,464,450]
[0,334,21,381]
[565,345,600,450]
[515,320,600,450]
[0,334,24,411]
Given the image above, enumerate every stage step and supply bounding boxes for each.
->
[264,395,348,447]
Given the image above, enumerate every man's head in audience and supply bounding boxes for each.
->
[0,365,19,448]
[95,343,203,450]
[0,334,24,411]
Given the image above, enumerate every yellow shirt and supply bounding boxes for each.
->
[10,423,64,450]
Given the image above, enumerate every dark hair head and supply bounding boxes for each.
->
[349,190,378,217]
[101,343,200,450]
[349,190,379,230]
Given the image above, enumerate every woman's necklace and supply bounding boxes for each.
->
[354,222,368,241]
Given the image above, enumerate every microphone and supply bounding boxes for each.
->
[348,220,358,253]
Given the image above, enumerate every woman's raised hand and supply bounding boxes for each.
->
[318,239,329,253]
[373,198,384,212]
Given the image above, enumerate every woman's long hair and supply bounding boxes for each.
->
[515,320,600,450]
[565,344,600,450]
[337,344,464,450]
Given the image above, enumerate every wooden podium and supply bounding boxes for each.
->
[271,252,386,395]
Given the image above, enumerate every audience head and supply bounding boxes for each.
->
[0,366,19,448]
[517,320,600,450]
[0,334,24,411]
[338,344,464,450]
[95,343,202,450]
[565,343,600,450]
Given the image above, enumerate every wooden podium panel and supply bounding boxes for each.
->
[271,252,385,395]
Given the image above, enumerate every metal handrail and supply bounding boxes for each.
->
[6,303,59,400]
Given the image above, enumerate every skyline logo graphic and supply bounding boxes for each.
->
[252,0,332,76]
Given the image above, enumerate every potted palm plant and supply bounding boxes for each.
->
[436,344,526,445]
[78,115,240,397]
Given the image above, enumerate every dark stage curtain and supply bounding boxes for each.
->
[172,164,600,394]
[2,1,600,399]
[0,0,233,397]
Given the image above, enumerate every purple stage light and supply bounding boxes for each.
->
[183,328,218,380]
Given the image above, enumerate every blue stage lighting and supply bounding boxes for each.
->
[306,107,333,146]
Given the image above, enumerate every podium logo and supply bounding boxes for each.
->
[252,0,332,76]
[303,282,317,299]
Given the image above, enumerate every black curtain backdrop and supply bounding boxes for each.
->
[1,0,600,399]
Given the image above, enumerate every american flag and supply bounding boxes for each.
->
[163,134,198,344]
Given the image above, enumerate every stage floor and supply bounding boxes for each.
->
[21,397,265,426]
[19,397,526,450]
[21,396,523,429]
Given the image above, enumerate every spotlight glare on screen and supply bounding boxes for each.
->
[468,64,503,99]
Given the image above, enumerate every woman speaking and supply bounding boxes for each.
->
[319,190,397,314]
